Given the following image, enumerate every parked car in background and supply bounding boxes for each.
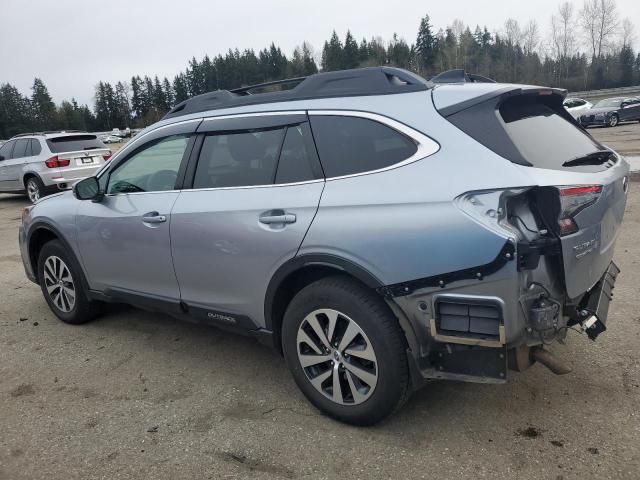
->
[563,97,592,117]
[0,131,111,202]
[100,135,123,144]
[579,96,640,127]
[19,68,629,425]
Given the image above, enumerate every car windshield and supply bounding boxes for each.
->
[594,99,622,108]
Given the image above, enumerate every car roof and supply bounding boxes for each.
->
[163,67,431,120]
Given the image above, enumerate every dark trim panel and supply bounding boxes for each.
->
[264,253,384,331]
[379,241,516,297]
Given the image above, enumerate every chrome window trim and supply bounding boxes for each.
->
[101,108,440,195]
[96,118,202,179]
[307,109,440,181]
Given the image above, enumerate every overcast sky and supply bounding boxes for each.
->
[1,0,639,106]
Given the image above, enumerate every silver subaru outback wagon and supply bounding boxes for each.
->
[19,67,629,425]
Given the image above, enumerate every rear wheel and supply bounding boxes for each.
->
[608,114,619,127]
[25,176,45,203]
[37,240,100,324]
[282,276,410,425]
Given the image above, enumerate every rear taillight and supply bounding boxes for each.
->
[103,151,112,161]
[557,185,602,236]
[44,156,70,168]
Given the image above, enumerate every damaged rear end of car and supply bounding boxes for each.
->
[385,83,629,385]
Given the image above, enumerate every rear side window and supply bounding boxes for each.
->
[309,116,417,177]
[12,139,30,158]
[46,135,105,153]
[499,96,604,170]
[193,128,284,189]
[275,124,319,184]
[29,139,42,156]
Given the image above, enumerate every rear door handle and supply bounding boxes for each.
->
[142,211,167,224]
[259,212,297,225]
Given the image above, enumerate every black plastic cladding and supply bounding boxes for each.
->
[163,67,430,120]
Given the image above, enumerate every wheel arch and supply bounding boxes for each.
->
[23,171,41,187]
[264,254,384,353]
[27,222,89,292]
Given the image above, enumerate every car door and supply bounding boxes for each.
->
[0,140,16,189]
[2,138,29,190]
[75,120,199,302]
[170,114,325,328]
[626,98,640,120]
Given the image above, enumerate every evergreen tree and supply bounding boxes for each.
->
[415,15,437,74]
[321,31,344,71]
[130,76,144,120]
[173,74,189,104]
[343,31,360,69]
[31,78,56,130]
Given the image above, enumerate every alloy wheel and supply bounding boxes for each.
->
[609,115,618,127]
[296,308,378,405]
[27,179,40,202]
[43,256,76,313]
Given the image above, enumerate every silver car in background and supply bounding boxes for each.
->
[0,131,111,202]
[18,68,629,425]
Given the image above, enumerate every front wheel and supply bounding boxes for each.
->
[37,240,100,324]
[608,114,619,127]
[282,276,410,425]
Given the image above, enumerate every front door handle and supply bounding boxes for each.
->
[259,212,297,225]
[142,211,167,224]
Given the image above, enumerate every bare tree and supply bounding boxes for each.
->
[504,18,522,46]
[621,18,636,48]
[580,0,619,59]
[522,20,540,54]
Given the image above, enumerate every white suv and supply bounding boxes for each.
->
[0,131,111,202]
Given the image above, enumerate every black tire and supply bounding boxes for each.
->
[608,114,619,127]
[25,176,46,203]
[37,240,100,324]
[282,275,410,426]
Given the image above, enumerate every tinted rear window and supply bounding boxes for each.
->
[499,96,604,170]
[310,116,417,178]
[46,135,105,153]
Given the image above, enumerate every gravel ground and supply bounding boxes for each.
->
[1,187,639,480]
[590,121,640,156]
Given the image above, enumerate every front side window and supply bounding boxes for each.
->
[0,140,15,160]
[107,134,189,194]
[193,128,284,189]
[309,116,418,178]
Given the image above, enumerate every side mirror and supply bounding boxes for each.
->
[621,102,629,108]
[73,177,102,201]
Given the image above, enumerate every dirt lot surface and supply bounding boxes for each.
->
[1,187,639,479]
[590,121,640,156]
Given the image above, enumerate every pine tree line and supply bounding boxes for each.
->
[2,10,640,138]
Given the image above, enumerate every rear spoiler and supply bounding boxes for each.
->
[438,86,568,118]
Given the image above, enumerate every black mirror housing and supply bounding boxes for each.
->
[73,177,102,201]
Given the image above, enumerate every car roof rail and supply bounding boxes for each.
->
[10,130,87,139]
[430,69,496,84]
[163,67,431,120]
